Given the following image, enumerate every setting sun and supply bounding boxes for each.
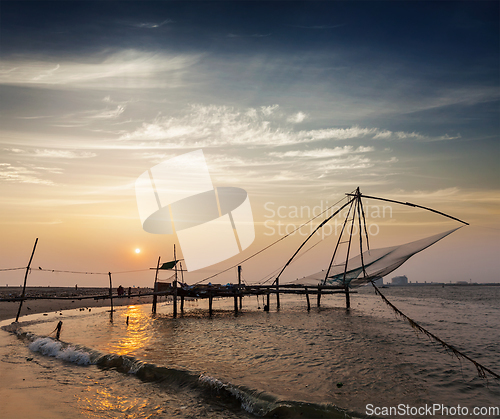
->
[135,248,141,254]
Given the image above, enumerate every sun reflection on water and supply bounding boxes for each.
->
[109,305,152,356]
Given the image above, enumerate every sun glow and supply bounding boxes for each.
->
[135,248,141,254]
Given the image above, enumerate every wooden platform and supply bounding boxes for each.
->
[153,282,354,316]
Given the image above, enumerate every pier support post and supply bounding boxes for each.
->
[265,291,270,312]
[152,256,161,314]
[317,286,321,307]
[209,290,213,316]
[173,280,178,318]
[345,285,350,309]
[234,290,238,315]
[276,278,280,310]
[152,282,158,314]
[305,287,310,311]
[180,295,184,313]
[238,266,242,310]
[108,272,114,322]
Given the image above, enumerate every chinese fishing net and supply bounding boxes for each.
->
[287,228,460,288]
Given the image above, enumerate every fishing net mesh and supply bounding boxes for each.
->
[288,228,460,288]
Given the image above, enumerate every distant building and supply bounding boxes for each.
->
[392,275,408,286]
[372,278,384,286]
[456,281,468,285]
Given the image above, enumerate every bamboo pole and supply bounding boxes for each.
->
[173,280,178,318]
[317,286,321,307]
[209,290,213,316]
[238,265,242,310]
[108,272,114,321]
[15,238,38,322]
[342,189,358,309]
[152,256,161,314]
[234,289,238,315]
[305,287,310,311]
[173,245,177,318]
[276,277,280,309]
[179,260,184,313]
[347,193,469,226]
[324,198,355,284]
[274,200,352,285]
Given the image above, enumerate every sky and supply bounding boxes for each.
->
[1,1,498,288]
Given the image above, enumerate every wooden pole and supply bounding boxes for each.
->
[173,245,177,318]
[305,287,310,311]
[265,291,270,311]
[317,286,321,307]
[276,277,280,310]
[15,238,38,322]
[152,256,161,314]
[346,192,469,226]
[179,261,184,284]
[342,189,358,310]
[234,290,238,315]
[173,280,177,318]
[108,272,114,321]
[238,265,242,310]
[209,290,213,316]
[179,260,184,313]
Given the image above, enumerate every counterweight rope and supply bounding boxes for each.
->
[371,282,499,380]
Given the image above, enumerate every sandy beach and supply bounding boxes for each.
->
[0,287,153,322]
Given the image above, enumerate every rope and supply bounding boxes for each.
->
[371,282,499,380]
[254,236,326,285]
[191,195,350,286]
[0,267,25,272]
[32,268,151,275]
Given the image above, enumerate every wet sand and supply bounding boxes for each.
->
[0,287,153,322]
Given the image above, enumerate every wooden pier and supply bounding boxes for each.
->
[152,281,354,317]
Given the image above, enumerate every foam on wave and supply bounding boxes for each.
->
[29,337,92,365]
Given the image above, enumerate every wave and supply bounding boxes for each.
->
[29,337,92,365]
[6,326,368,419]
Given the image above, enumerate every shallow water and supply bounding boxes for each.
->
[2,285,499,418]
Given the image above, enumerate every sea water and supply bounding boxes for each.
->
[1,285,499,418]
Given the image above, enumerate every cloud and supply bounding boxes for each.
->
[117,104,456,149]
[287,112,307,123]
[130,19,173,29]
[0,163,57,185]
[88,105,125,119]
[0,50,201,88]
[260,104,279,116]
[270,146,374,159]
[34,149,97,159]
[31,64,60,81]
[4,148,97,159]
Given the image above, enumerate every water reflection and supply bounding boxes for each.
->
[109,305,152,356]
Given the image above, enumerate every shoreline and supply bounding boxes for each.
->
[0,287,153,322]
